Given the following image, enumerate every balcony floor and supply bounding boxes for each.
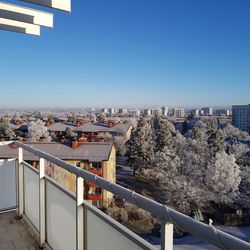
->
[0,211,39,250]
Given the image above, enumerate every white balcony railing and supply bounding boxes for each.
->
[0,141,250,250]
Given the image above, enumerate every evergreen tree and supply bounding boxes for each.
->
[153,117,176,152]
[208,129,226,156]
[126,118,154,175]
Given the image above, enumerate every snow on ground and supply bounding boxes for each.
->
[144,226,250,250]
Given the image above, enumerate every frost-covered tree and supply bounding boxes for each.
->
[207,129,225,156]
[227,143,249,162]
[65,127,78,140]
[153,117,176,152]
[127,118,138,129]
[26,119,51,142]
[99,113,107,123]
[143,146,206,214]
[126,119,154,175]
[238,166,250,210]
[223,124,250,141]
[0,118,15,141]
[89,113,97,123]
[205,152,241,205]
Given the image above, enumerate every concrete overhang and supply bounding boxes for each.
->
[19,0,71,12]
[0,17,40,35]
[0,2,53,27]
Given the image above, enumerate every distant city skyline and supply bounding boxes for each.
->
[0,0,249,108]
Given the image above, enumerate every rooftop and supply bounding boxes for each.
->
[0,142,113,162]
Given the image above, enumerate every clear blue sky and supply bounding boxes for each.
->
[0,0,249,109]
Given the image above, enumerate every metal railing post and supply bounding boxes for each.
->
[76,176,84,250]
[161,221,173,250]
[39,158,46,247]
[18,147,24,217]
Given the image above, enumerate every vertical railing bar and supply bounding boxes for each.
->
[83,205,87,250]
[18,147,24,217]
[39,158,46,247]
[15,159,19,209]
[76,175,84,250]
[161,221,173,250]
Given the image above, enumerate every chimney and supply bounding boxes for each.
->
[72,140,79,149]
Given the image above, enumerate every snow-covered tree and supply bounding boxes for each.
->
[65,127,78,140]
[26,119,51,142]
[223,124,250,141]
[238,166,250,210]
[153,117,176,153]
[126,119,154,175]
[0,118,15,141]
[228,143,249,162]
[127,118,138,129]
[207,129,226,156]
[89,113,97,123]
[205,152,241,205]
[143,146,206,214]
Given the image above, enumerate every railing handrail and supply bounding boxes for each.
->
[14,141,250,250]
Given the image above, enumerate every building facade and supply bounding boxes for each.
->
[232,104,250,133]
[202,107,213,116]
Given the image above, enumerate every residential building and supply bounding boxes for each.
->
[232,104,250,133]
[129,110,141,117]
[162,106,168,116]
[47,122,132,142]
[143,109,151,117]
[151,108,162,116]
[215,109,230,116]
[202,107,213,116]
[118,108,128,115]
[0,141,116,207]
[191,109,200,117]
[173,107,185,118]
[109,108,115,115]
[102,108,109,114]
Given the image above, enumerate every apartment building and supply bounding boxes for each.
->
[173,107,185,118]
[0,141,116,207]
[202,107,213,116]
[162,106,168,116]
[232,104,250,133]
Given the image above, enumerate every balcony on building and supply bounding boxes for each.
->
[0,141,250,250]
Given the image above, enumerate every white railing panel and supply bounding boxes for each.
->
[24,164,39,230]
[0,159,16,211]
[86,209,144,250]
[46,180,76,250]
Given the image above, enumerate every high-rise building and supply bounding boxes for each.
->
[129,110,141,117]
[102,108,109,114]
[191,109,200,117]
[109,108,115,115]
[162,106,168,116]
[202,107,213,116]
[151,108,162,116]
[144,109,151,117]
[232,104,250,133]
[215,109,230,116]
[173,107,185,118]
[118,108,128,115]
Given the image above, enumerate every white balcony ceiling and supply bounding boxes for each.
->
[0,0,71,36]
